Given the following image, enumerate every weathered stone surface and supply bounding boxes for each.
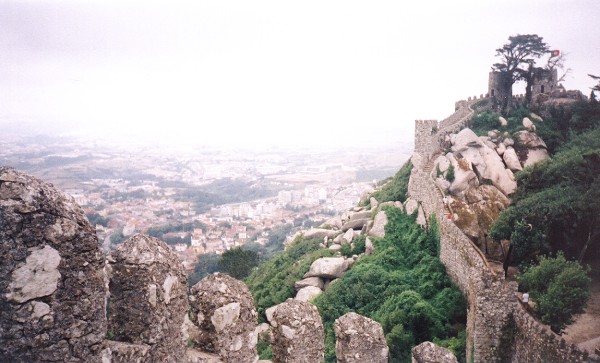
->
[514,130,547,149]
[295,286,322,302]
[103,340,151,363]
[341,228,354,244]
[523,117,536,131]
[108,234,189,362]
[404,198,420,215]
[522,148,549,167]
[368,210,388,238]
[189,273,258,363]
[304,257,351,279]
[434,154,450,173]
[498,116,508,127]
[341,218,370,232]
[502,147,523,171]
[496,142,506,156]
[185,348,224,363]
[303,228,339,240]
[295,277,324,291]
[365,237,374,256]
[411,341,458,363]
[0,167,106,362]
[321,216,343,230]
[270,299,324,363]
[452,129,516,196]
[334,312,388,363]
[530,112,543,122]
[369,197,379,209]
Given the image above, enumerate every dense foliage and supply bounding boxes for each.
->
[218,247,260,280]
[188,253,221,286]
[313,208,466,363]
[245,237,334,321]
[468,108,529,136]
[518,253,591,334]
[369,160,413,205]
[489,126,600,265]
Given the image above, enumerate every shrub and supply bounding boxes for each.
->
[371,160,413,204]
[518,253,591,334]
[445,164,455,183]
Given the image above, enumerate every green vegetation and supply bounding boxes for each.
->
[86,212,109,227]
[313,208,465,363]
[370,160,413,204]
[489,126,600,265]
[445,164,455,183]
[189,253,221,287]
[174,178,279,213]
[518,253,591,334]
[218,247,260,280]
[245,237,334,321]
[468,108,529,136]
[146,220,207,244]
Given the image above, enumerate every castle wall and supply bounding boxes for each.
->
[409,102,598,363]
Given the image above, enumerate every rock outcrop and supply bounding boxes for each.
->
[334,312,388,363]
[0,167,106,362]
[189,273,258,363]
[411,341,458,363]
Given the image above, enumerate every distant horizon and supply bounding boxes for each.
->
[2,1,599,150]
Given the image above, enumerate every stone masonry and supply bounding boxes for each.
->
[410,101,598,362]
[0,167,106,362]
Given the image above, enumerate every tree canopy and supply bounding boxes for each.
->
[493,34,550,107]
[493,34,549,84]
[518,253,591,334]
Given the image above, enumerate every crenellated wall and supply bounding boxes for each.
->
[409,100,599,363]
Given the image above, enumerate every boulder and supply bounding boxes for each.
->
[304,257,351,279]
[496,142,506,156]
[341,228,354,244]
[498,116,508,127]
[341,218,370,232]
[0,168,106,362]
[523,117,536,131]
[295,286,322,302]
[303,228,340,240]
[503,137,515,147]
[348,210,371,222]
[522,148,549,167]
[404,198,419,216]
[334,312,389,363]
[270,299,324,363]
[530,112,543,122]
[368,210,388,238]
[411,341,458,363]
[447,157,478,197]
[321,216,342,230]
[329,244,342,252]
[365,237,374,256]
[502,147,522,171]
[369,197,379,209]
[453,129,516,196]
[189,273,258,363]
[434,155,450,173]
[294,277,324,291]
[514,130,547,149]
[416,204,427,227]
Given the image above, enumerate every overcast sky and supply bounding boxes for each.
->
[1,0,599,149]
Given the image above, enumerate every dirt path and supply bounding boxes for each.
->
[563,259,600,354]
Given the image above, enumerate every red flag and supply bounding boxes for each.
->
[549,50,560,58]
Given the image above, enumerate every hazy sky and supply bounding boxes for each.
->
[1,1,599,149]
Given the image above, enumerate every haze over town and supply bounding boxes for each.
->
[1,0,599,149]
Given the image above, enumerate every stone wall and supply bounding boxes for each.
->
[408,102,599,362]
[0,168,390,363]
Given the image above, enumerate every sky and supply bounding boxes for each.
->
[1,0,599,150]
